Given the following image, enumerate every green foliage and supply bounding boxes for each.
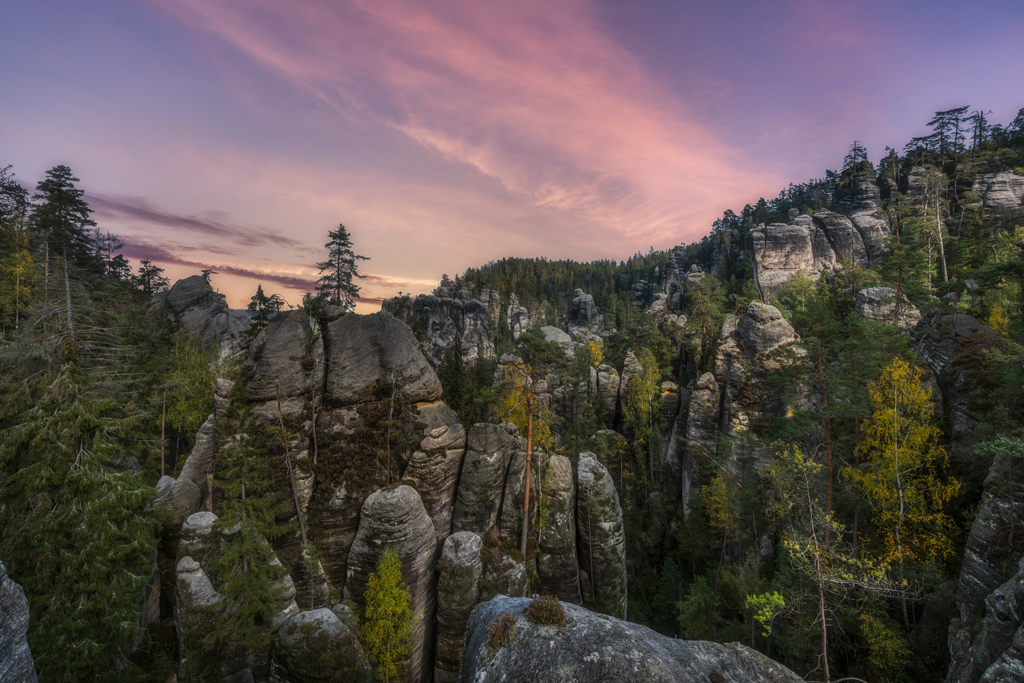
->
[677,576,718,639]
[860,609,911,682]
[527,593,566,625]
[360,549,413,683]
[745,592,785,637]
[316,223,368,311]
[164,328,217,448]
[247,283,285,334]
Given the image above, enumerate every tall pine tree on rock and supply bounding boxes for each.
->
[316,223,368,311]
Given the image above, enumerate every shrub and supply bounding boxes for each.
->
[528,593,566,626]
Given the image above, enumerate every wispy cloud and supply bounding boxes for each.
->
[90,192,308,250]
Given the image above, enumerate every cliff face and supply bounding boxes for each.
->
[0,562,38,683]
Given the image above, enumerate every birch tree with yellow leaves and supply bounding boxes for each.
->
[845,357,959,627]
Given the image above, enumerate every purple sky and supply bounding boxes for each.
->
[3,0,1023,310]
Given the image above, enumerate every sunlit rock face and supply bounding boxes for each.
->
[459,596,805,683]
[973,170,1024,217]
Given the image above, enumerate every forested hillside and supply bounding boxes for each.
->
[1,104,1023,683]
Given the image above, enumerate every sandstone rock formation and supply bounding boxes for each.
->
[681,373,721,514]
[537,454,582,604]
[854,287,921,327]
[451,423,519,534]
[0,561,38,683]
[566,288,600,337]
[576,453,627,616]
[155,413,218,528]
[325,312,442,406]
[401,401,467,540]
[270,608,372,683]
[507,294,534,340]
[434,532,483,683]
[343,486,438,683]
[246,310,324,402]
[382,293,496,364]
[973,171,1024,217]
[153,275,251,356]
[459,596,804,683]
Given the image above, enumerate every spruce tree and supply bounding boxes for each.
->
[359,549,413,683]
[247,284,285,334]
[315,223,368,311]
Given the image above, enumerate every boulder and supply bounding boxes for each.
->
[451,423,519,534]
[325,312,442,407]
[576,454,627,617]
[459,596,804,683]
[177,511,219,570]
[630,280,653,307]
[245,310,324,402]
[342,486,438,683]
[434,532,484,683]
[537,455,582,604]
[540,325,572,345]
[155,275,251,356]
[0,562,38,683]
[401,401,466,540]
[270,609,372,683]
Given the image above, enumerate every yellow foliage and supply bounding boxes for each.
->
[988,303,1009,336]
[846,357,959,566]
[701,474,739,541]
[494,363,555,453]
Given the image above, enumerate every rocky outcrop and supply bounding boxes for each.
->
[949,555,1024,683]
[325,312,442,406]
[155,413,218,527]
[153,275,251,356]
[973,171,1024,217]
[630,280,653,307]
[507,294,534,340]
[343,486,438,683]
[270,609,372,683]
[538,455,582,604]
[854,287,921,327]
[735,302,797,359]
[681,373,720,514]
[595,364,620,418]
[451,423,519,534]
[751,181,891,299]
[498,446,544,550]
[174,557,226,676]
[0,562,38,683]
[382,293,496,364]
[459,596,804,683]
[246,310,324,402]
[401,401,467,540]
[566,288,600,337]
[177,511,220,570]
[576,453,627,616]
[434,532,483,683]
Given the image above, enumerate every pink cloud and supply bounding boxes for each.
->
[152,0,779,248]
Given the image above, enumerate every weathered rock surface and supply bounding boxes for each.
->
[459,596,804,683]
[156,413,217,527]
[451,423,519,534]
[246,310,324,402]
[174,556,225,675]
[0,562,38,683]
[434,532,483,683]
[382,293,496,364]
[973,171,1024,217]
[949,555,1024,683]
[177,511,220,570]
[855,287,921,327]
[154,275,251,356]
[576,453,627,616]
[681,373,720,514]
[538,454,582,604]
[540,325,572,345]
[596,364,621,417]
[325,312,442,406]
[507,294,534,340]
[499,445,544,550]
[735,302,796,358]
[270,609,372,683]
[566,288,600,337]
[402,401,467,540]
[343,486,438,683]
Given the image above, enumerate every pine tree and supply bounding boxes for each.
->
[135,259,170,295]
[31,165,98,278]
[316,223,368,311]
[359,549,413,683]
[247,284,285,334]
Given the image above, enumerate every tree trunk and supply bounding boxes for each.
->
[161,387,167,478]
[63,251,74,339]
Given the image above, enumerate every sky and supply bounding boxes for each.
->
[2,0,1023,311]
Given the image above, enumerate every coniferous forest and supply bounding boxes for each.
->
[2,105,1024,682]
